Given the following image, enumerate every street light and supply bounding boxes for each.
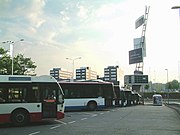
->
[171,6,180,9]
[165,69,169,105]
[66,57,81,81]
[171,6,180,21]
[2,39,24,75]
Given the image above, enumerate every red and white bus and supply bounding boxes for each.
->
[0,75,65,126]
[59,80,116,111]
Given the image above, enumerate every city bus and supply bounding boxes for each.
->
[0,75,65,126]
[59,80,116,111]
[153,94,163,106]
[113,85,126,107]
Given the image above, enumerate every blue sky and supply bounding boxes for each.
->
[0,0,180,83]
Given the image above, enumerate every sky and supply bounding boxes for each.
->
[0,0,180,83]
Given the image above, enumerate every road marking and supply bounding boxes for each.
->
[28,131,40,135]
[54,120,67,125]
[81,117,88,120]
[91,114,97,117]
[100,112,104,115]
[50,125,61,129]
[68,121,76,124]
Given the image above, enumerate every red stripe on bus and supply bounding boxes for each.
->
[29,112,42,122]
[0,114,10,123]
[57,112,65,119]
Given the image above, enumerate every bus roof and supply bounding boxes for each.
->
[0,75,57,83]
[59,81,113,85]
[153,94,162,97]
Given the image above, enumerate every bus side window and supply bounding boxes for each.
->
[64,89,69,97]
[0,89,5,102]
[44,87,56,100]
[26,86,40,102]
[98,87,103,97]
[8,87,25,102]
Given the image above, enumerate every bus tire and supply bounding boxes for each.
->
[11,109,29,126]
[87,101,97,111]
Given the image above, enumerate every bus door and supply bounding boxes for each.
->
[42,86,57,118]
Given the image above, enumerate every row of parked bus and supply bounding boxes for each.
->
[59,80,142,111]
[0,75,141,126]
[114,85,142,107]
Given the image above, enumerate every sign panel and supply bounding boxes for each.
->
[124,75,148,85]
[135,15,144,29]
[133,36,146,57]
[129,48,143,64]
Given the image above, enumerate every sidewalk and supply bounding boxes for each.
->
[165,103,180,116]
[144,100,180,116]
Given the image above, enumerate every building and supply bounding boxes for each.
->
[50,68,72,81]
[104,66,124,85]
[76,67,97,80]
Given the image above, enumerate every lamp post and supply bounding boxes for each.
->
[2,39,24,75]
[66,57,81,81]
[165,69,169,105]
[171,6,180,9]
[171,6,180,22]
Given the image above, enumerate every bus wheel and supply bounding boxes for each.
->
[87,101,97,111]
[11,109,29,126]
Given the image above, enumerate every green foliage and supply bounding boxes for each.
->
[166,79,179,90]
[145,84,149,90]
[0,48,37,75]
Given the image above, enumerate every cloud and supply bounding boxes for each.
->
[26,0,46,28]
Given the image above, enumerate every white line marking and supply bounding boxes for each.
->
[54,120,67,125]
[91,114,97,117]
[68,121,76,124]
[28,131,40,135]
[50,125,61,129]
[100,113,104,115]
[81,118,87,120]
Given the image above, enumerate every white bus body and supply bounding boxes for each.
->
[59,81,116,111]
[153,94,163,106]
[0,75,65,126]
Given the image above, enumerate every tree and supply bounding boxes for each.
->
[145,84,149,90]
[166,79,179,90]
[0,48,37,75]
[170,80,179,90]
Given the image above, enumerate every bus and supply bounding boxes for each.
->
[115,88,142,106]
[59,81,116,111]
[113,85,126,107]
[0,75,65,126]
[153,94,163,106]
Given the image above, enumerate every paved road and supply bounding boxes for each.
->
[0,104,180,135]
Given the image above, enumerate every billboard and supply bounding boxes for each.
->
[135,15,144,29]
[129,48,143,64]
[124,75,148,85]
[133,36,146,57]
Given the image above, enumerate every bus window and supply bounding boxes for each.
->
[0,89,5,102]
[42,85,57,101]
[26,86,40,102]
[8,87,27,102]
